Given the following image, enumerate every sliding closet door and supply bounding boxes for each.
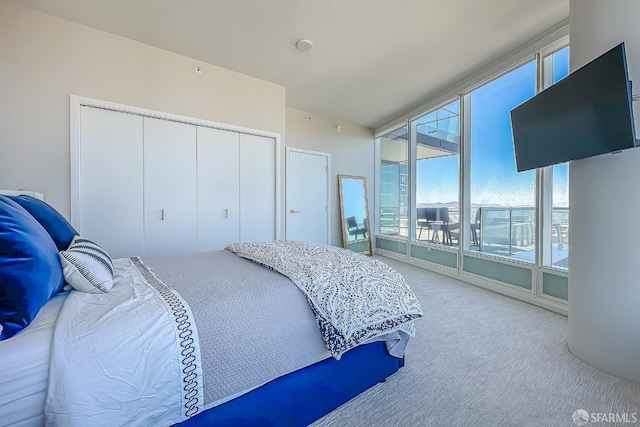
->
[197,127,240,250]
[79,106,144,258]
[144,117,197,257]
[239,134,276,242]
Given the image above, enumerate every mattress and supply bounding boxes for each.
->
[0,292,68,427]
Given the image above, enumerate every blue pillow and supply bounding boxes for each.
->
[7,195,77,251]
[0,196,65,340]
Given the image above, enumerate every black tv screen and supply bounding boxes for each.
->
[511,42,637,172]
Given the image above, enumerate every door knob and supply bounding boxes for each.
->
[290,209,300,214]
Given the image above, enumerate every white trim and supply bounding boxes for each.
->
[460,269,567,316]
[0,190,45,201]
[70,98,81,228]
[461,248,537,269]
[460,269,534,296]
[70,95,282,238]
[538,292,569,307]
[409,239,459,254]
[456,53,537,98]
[538,266,569,304]
[540,265,568,277]
[70,95,280,139]
[376,248,567,316]
[274,135,282,240]
[405,250,459,275]
[460,93,472,260]
[539,35,570,58]
[373,137,382,247]
[284,147,331,244]
[375,248,410,259]
[374,19,569,137]
[374,234,408,244]
[408,119,416,248]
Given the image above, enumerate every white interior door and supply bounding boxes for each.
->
[286,149,329,244]
[79,106,144,258]
[144,117,197,257]
[197,127,240,251]
[239,134,276,242]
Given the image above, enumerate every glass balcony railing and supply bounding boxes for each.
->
[475,207,535,257]
[380,204,569,269]
[380,206,409,237]
[471,206,568,268]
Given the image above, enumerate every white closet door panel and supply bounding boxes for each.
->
[197,127,240,251]
[239,134,276,242]
[79,106,144,258]
[144,118,197,257]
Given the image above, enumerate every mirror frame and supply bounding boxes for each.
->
[338,174,372,256]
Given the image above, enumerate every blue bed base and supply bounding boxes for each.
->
[176,341,404,426]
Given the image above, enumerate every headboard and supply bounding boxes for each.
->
[0,190,44,201]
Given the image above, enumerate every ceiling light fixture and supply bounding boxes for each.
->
[296,39,313,52]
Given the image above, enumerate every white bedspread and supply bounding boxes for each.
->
[0,292,67,427]
[45,259,203,427]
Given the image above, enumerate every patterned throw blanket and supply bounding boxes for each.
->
[226,241,423,359]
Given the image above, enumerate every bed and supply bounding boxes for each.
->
[0,194,423,427]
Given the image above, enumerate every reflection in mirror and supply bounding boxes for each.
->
[338,175,372,255]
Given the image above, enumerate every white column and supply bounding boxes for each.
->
[569,0,640,383]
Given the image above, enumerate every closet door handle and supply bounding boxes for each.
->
[225,208,229,219]
[161,209,165,221]
[290,209,300,214]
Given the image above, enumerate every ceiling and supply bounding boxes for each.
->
[9,0,568,130]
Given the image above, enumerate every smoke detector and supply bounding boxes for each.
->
[296,39,313,52]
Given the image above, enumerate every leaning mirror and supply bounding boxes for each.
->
[338,175,372,255]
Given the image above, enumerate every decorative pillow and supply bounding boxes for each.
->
[59,236,113,294]
[0,196,65,340]
[8,195,77,251]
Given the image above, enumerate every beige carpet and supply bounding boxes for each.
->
[312,256,640,427]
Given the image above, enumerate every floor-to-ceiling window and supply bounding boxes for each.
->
[375,31,570,309]
[411,100,460,246]
[378,126,408,239]
[469,61,537,261]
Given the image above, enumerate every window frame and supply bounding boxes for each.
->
[538,44,571,274]
[374,29,570,312]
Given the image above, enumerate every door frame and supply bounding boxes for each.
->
[285,147,331,244]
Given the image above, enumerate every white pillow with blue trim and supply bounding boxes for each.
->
[59,236,113,294]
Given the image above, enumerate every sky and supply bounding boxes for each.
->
[416,47,570,208]
[341,177,367,221]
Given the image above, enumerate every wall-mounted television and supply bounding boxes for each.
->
[511,42,637,172]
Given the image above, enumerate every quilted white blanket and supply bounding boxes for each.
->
[226,241,423,359]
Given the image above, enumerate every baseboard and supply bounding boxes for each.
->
[375,249,568,316]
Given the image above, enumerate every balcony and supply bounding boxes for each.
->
[379,205,569,269]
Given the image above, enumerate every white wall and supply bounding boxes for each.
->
[0,2,286,219]
[569,0,640,383]
[286,107,374,247]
